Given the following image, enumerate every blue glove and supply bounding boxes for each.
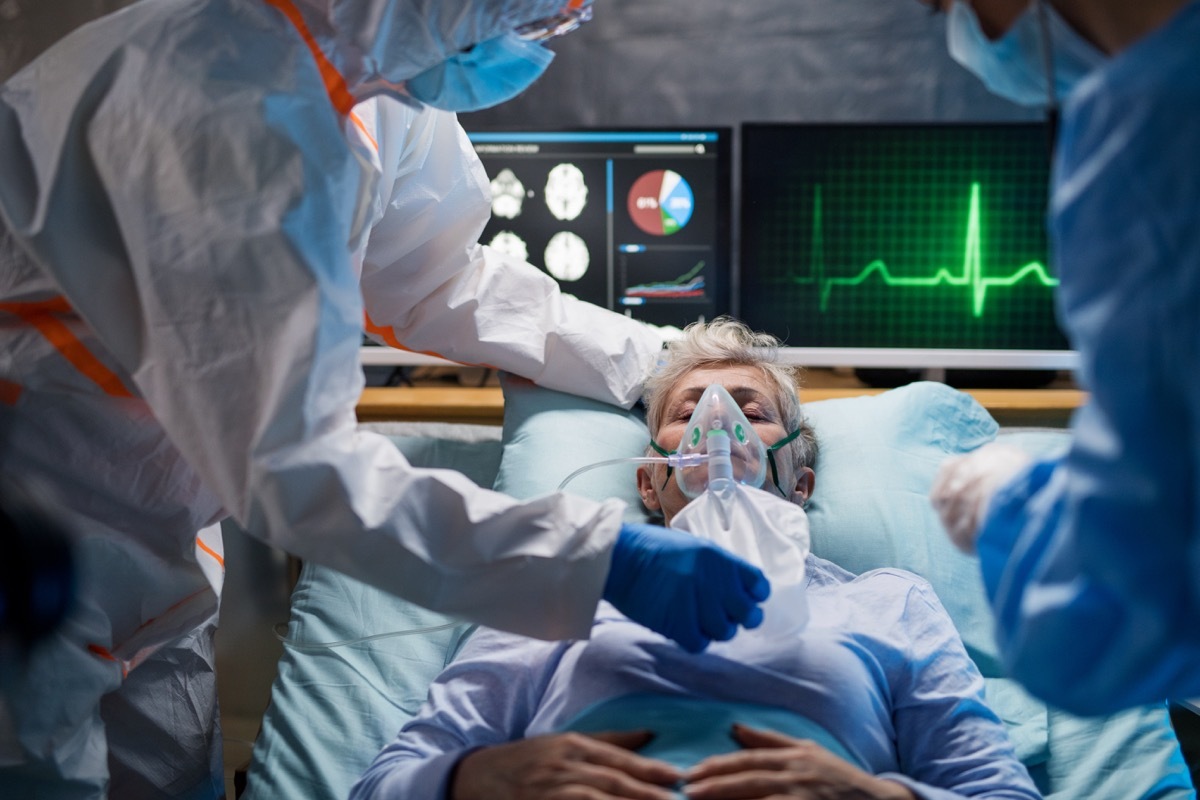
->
[603,522,770,653]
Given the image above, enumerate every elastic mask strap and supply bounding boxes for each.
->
[766,429,803,497]
[649,439,674,490]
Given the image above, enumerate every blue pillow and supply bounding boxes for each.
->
[495,378,1018,669]
[801,382,1004,674]
[495,378,1009,665]
[493,373,650,521]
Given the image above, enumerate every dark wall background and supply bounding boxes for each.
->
[462,1,1040,129]
[3,1,1038,123]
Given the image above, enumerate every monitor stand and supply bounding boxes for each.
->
[854,368,1059,390]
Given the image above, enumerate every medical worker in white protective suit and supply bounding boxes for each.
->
[923,0,1200,715]
[0,0,770,795]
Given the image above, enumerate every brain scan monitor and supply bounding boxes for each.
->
[467,129,731,329]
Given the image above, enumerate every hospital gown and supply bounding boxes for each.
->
[977,0,1200,716]
[350,555,1041,800]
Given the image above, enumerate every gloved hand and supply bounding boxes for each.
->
[930,442,1033,554]
[603,522,770,653]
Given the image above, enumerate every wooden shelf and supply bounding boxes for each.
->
[357,385,1084,428]
[358,386,505,425]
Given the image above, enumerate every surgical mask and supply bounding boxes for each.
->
[946,0,1106,109]
[404,33,555,113]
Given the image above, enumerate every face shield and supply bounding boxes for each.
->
[514,0,594,42]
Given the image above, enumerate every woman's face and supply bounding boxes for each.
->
[637,365,813,526]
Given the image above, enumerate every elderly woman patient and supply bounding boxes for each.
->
[350,318,1041,800]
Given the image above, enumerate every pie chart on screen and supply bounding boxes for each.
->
[627,170,694,236]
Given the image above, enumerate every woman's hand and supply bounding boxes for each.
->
[452,730,683,800]
[683,725,916,800]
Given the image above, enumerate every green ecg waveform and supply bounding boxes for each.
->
[789,183,1058,318]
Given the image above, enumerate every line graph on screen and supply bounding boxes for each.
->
[776,183,1058,318]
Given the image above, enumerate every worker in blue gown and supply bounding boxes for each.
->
[927,0,1200,716]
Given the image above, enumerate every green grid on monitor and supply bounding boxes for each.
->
[744,125,1061,350]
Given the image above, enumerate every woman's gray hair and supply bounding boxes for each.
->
[643,317,818,472]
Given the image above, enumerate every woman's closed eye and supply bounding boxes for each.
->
[739,404,775,422]
[673,405,696,421]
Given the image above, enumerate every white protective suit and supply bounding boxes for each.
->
[0,0,662,795]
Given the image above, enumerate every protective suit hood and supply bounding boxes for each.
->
[282,0,569,103]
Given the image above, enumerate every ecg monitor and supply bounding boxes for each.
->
[465,128,732,329]
[739,122,1075,370]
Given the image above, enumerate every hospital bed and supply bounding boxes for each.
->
[236,377,1195,800]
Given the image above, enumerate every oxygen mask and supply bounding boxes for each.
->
[672,384,768,498]
[553,381,811,643]
[557,384,757,495]
[666,384,812,644]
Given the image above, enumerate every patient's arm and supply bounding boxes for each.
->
[351,626,678,799]
[882,579,1042,799]
[348,629,564,799]
[685,726,916,800]
[452,731,682,800]
[350,626,684,800]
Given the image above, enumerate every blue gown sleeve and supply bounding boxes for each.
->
[976,26,1200,715]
